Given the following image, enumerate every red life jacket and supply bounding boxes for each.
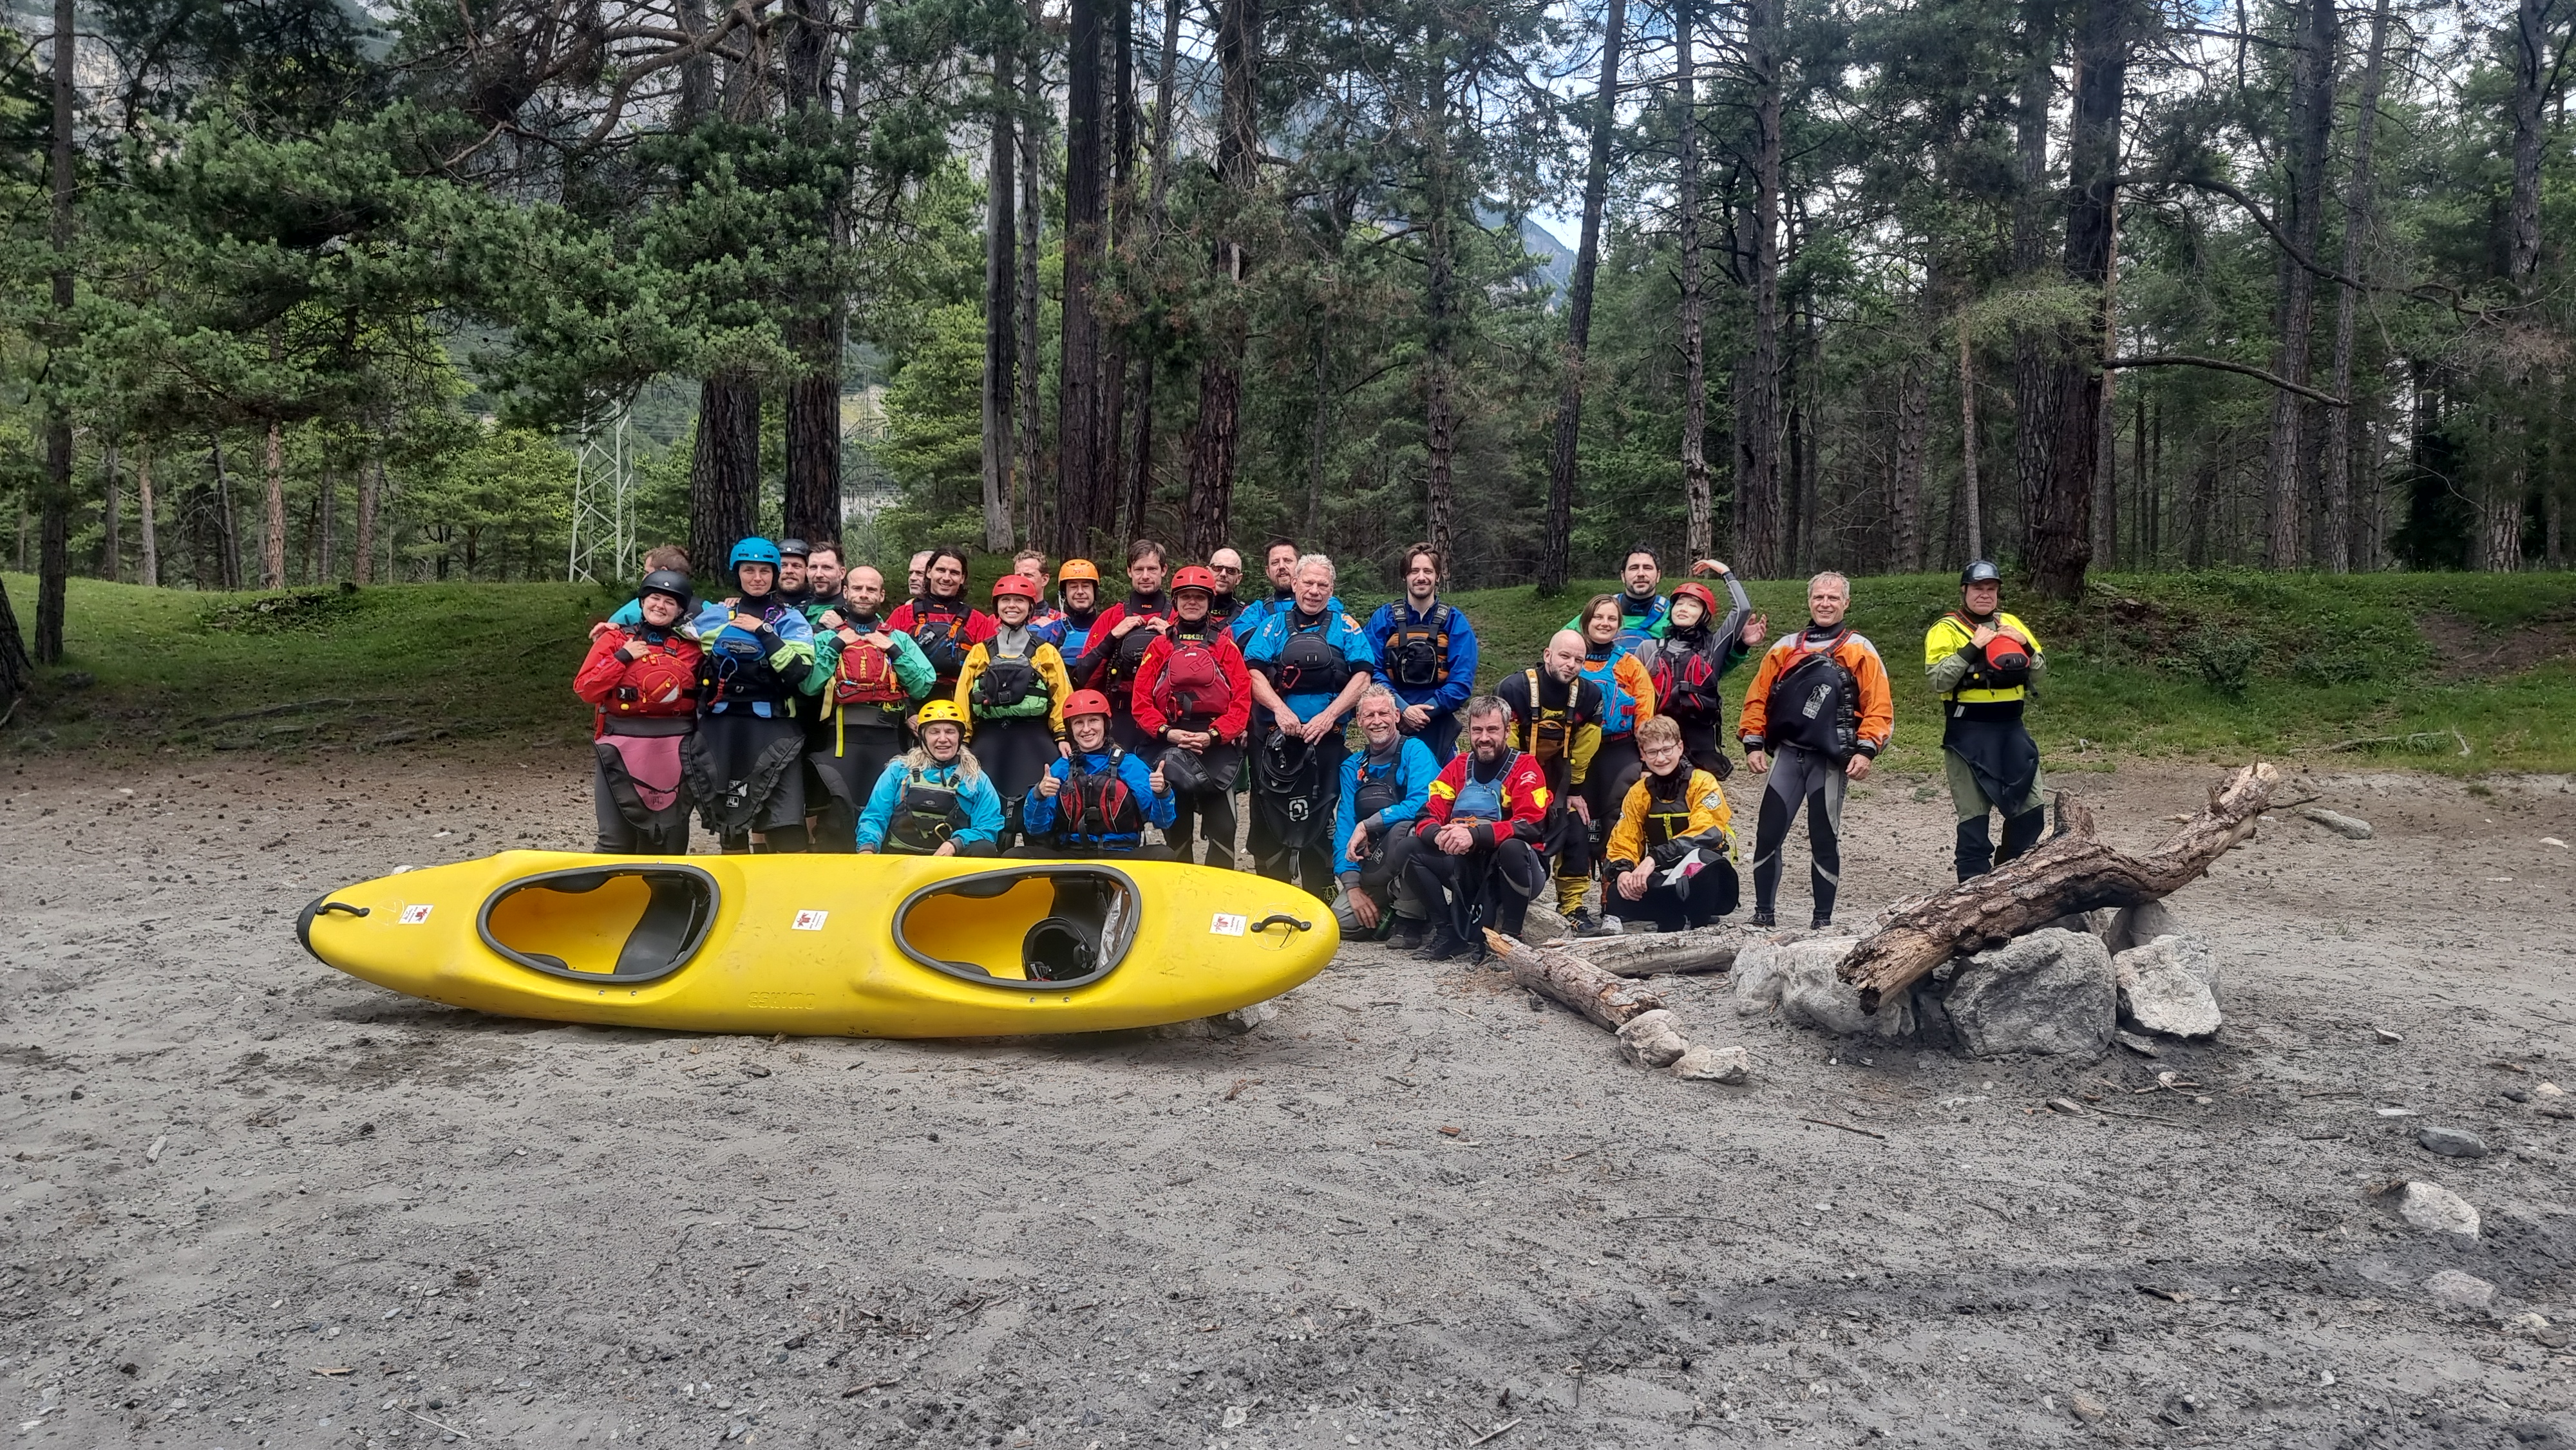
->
[1063,749,1143,838]
[602,632,701,720]
[832,634,908,707]
[1152,633,1228,722]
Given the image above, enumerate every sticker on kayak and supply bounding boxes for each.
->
[398,905,433,925]
[791,910,829,932]
[1209,912,1247,937]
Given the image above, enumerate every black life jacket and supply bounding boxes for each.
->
[1385,604,1454,690]
[1105,596,1171,698]
[905,598,976,679]
[971,631,1045,711]
[701,598,794,708]
[1515,668,1577,765]
[1061,749,1143,837]
[886,766,972,853]
[1766,633,1862,758]
[1275,614,1352,695]
[1253,730,1332,850]
[1352,746,1406,820]
[1639,769,1699,852]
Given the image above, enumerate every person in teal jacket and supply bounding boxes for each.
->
[1332,687,1441,943]
[854,701,1005,855]
[683,538,825,852]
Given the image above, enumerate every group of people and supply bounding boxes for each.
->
[574,532,2049,959]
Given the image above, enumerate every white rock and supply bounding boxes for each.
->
[1779,945,1914,1038]
[1945,929,2116,1058]
[2112,934,2224,1039]
[2300,805,2374,840]
[2422,1270,2495,1310]
[1732,934,1853,1016]
[1615,1009,1690,1068]
[1203,1000,1278,1036]
[2536,1082,2566,1098]
[2104,899,2181,954]
[1671,1044,1753,1084]
[2381,1181,2480,1239]
[2503,1312,2552,1337]
[1519,905,1569,945]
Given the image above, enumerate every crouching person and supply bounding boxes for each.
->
[1332,686,1439,946]
[855,701,1005,856]
[1405,695,1555,963]
[1016,690,1177,859]
[1600,714,1739,931]
[574,569,703,853]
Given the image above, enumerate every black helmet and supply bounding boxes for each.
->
[777,537,811,560]
[1960,560,2003,587]
[639,569,694,611]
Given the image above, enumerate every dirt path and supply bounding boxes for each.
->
[5,748,2573,1449]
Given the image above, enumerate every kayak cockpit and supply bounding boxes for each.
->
[478,865,717,984]
[894,866,1139,990]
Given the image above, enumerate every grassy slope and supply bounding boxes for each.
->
[7,569,2574,773]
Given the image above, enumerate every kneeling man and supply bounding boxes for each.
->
[1405,695,1554,963]
[1600,714,1738,931]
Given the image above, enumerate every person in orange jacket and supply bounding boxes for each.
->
[1736,571,1893,928]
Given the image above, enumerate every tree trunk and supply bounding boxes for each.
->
[1053,0,1108,558]
[1891,346,1929,574]
[1564,925,1741,977]
[1837,764,2277,1012]
[0,572,28,706]
[316,464,334,581]
[1421,64,1460,568]
[2022,0,2124,600]
[2006,0,2056,582]
[1099,0,1136,526]
[784,0,842,549]
[689,377,761,576]
[137,446,160,587]
[2094,193,2121,570]
[1960,320,1984,561]
[2262,0,2337,570]
[2483,0,2550,574]
[262,416,287,588]
[1121,0,1183,545]
[1734,0,1785,578]
[1538,0,1629,592]
[36,0,75,663]
[983,52,1019,554]
[1017,17,1045,547]
[2320,0,2391,574]
[211,432,242,590]
[1180,0,1262,560]
[101,440,122,583]
[1676,0,1713,564]
[355,444,381,585]
[1481,932,1668,1030]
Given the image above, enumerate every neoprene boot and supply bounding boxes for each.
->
[1954,816,1994,881]
[1996,805,2047,867]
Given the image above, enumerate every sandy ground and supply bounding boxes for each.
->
[4,745,2575,1450]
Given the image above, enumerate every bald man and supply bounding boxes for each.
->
[1493,629,1609,924]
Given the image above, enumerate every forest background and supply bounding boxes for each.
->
[0,0,2569,707]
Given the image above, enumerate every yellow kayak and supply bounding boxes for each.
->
[297,852,1336,1037]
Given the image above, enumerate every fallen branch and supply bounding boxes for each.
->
[1482,932,1664,1030]
[1562,925,1740,977]
[1836,763,2278,1013]
[1797,1116,1888,1140]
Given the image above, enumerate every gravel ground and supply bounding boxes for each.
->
[3,747,2573,1449]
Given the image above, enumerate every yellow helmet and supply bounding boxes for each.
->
[915,700,968,730]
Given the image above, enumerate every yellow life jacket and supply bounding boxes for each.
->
[1926,610,2041,705]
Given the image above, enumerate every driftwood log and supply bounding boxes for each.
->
[1836,762,2278,1013]
[1567,925,1741,977]
[1481,931,1665,1030]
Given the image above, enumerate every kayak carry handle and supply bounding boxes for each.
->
[317,902,370,918]
[1248,913,1312,934]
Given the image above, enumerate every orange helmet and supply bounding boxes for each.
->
[1170,565,1219,597]
[1057,559,1101,584]
[1063,689,1113,720]
[992,574,1042,601]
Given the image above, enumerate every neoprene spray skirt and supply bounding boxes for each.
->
[972,715,1062,809]
[685,711,808,834]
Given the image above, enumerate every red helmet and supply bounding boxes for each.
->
[1670,581,1719,616]
[1063,689,1113,720]
[992,573,1042,601]
[1170,565,1219,597]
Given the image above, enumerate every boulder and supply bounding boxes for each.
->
[1519,905,1570,945]
[1781,946,1915,1038]
[2113,934,2224,1039]
[2417,1125,2489,1159]
[1945,928,2116,1059]
[2422,1270,2495,1310]
[2105,899,2182,954]
[2379,1180,2480,1239]
[1671,1044,1754,1084]
[1615,1009,1690,1068]
[1733,934,1857,1016]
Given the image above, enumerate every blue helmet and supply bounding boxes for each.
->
[730,537,782,570]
